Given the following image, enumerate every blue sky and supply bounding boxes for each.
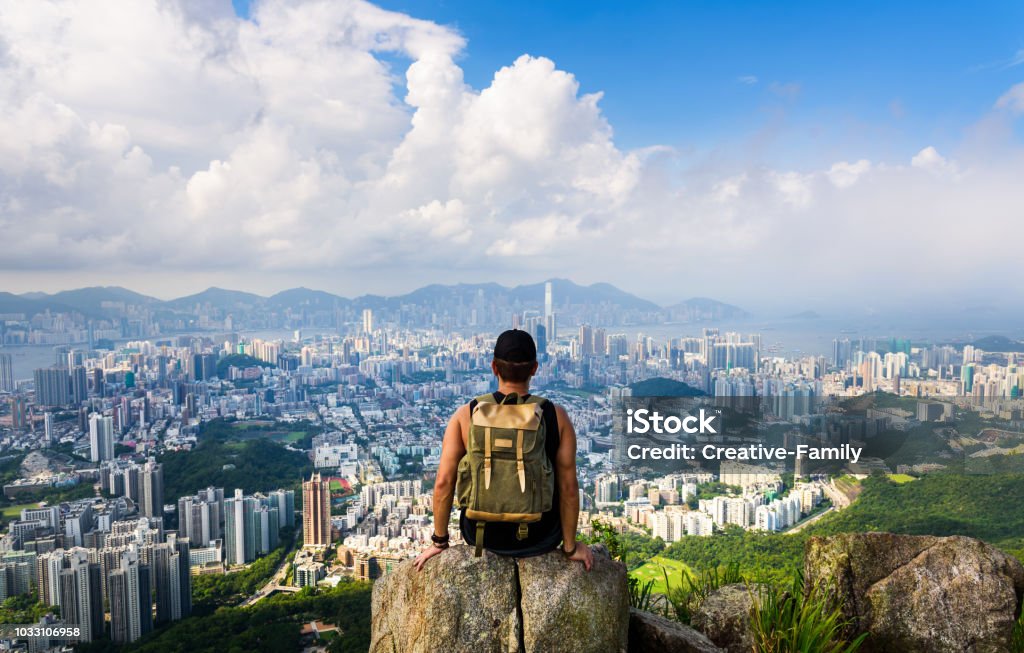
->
[4,0,1022,305]
[234,0,1024,167]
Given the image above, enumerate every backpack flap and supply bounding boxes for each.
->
[473,402,542,492]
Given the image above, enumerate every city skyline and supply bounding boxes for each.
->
[1,0,1023,307]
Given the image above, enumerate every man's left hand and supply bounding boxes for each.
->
[566,543,593,571]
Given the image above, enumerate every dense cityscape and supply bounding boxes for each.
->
[0,280,1022,650]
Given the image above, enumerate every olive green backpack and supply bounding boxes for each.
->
[456,392,555,556]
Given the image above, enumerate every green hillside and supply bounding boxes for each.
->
[659,473,1024,583]
[160,424,312,500]
[629,377,704,397]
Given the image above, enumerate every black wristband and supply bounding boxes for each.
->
[563,544,577,557]
[431,532,450,544]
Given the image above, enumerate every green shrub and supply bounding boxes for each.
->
[749,571,867,653]
[627,576,655,612]
[662,562,743,624]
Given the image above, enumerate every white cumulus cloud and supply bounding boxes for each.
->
[0,0,1022,307]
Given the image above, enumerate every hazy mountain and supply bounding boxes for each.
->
[663,297,750,322]
[348,279,660,313]
[970,335,1024,352]
[0,292,62,315]
[47,286,159,313]
[164,287,266,310]
[3,281,749,324]
[267,287,349,309]
[361,282,508,310]
[0,290,113,317]
[508,278,660,312]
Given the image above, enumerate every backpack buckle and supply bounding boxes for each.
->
[516,523,529,541]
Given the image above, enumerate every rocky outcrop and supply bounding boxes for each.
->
[518,544,629,653]
[370,544,629,653]
[691,584,767,653]
[628,607,723,653]
[804,532,1024,653]
[370,545,520,653]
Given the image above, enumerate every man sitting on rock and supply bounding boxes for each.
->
[415,329,593,571]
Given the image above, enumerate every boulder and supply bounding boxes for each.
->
[691,583,767,653]
[370,544,631,653]
[804,532,1024,653]
[370,545,520,653]
[517,544,630,653]
[628,607,724,653]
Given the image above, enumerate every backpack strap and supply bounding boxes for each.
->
[516,424,526,493]
[472,394,494,489]
[484,424,492,489]
[474,522,485,557]
[474,393,497,405]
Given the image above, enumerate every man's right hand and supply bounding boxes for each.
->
[414,544,446,572]
[565,542,593,571]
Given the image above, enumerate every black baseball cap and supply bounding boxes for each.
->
[494,329,537,363]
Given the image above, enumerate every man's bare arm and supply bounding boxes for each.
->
[554,404,592,569]
[555,404,580,548]
[431,404,468,537]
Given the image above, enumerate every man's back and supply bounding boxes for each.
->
[415,329,594,572]
[457,391,563,557]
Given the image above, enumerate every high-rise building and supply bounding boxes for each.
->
[38,548,104,642]
[140,459,164,520]
[108,547,153,644]
[9,397,28,429]
[362,308,374,334]
[70,365,89,404]
[224,489,256,565]
[171,534,192,619]
[303,472,331,548]
[0,353,14,392]
[594,474,621,505]
[177,490,222,548]
[44,412,54,446]
[89,414,115,463]
[0,551,36,599]
[269,489,295,529]
[544,280,553,320]
[578,325,594,357]
[254,505,280,555]
[53,346,70,369]
[191,353,217,382]
[92,368,105,397]
[34,367,70,407]
[152,540,187,624]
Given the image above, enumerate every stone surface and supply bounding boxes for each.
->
[804,532,1024,653]
[628,607,724,653]
[517,544,630,653]
[370,543,633,653]
[370,545,520,653]
[691,583,766,653]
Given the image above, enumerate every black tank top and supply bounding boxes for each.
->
[459,391,563,556]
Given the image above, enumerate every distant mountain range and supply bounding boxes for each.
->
[0,280,749,322]
[967,335,1024,353]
